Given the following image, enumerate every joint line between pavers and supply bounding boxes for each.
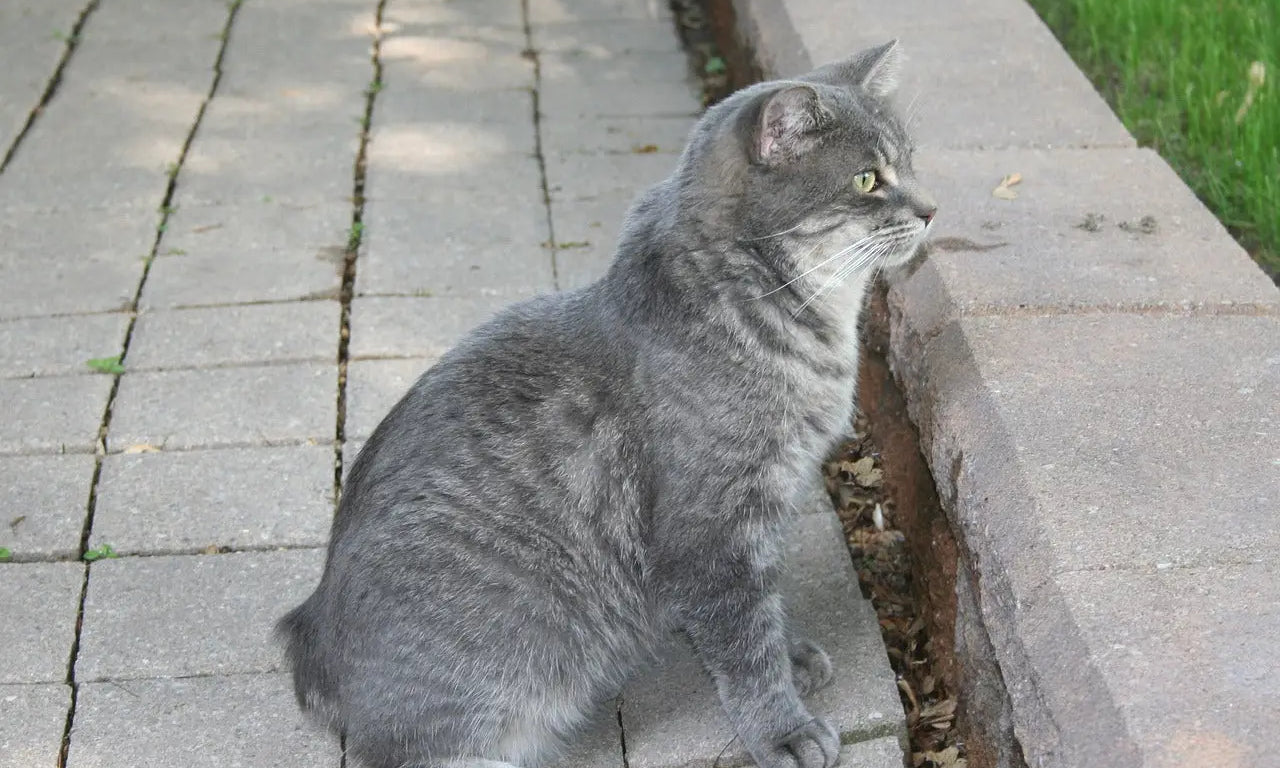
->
[333,0,387,513]
[0,0,102,177]
[56,4,246,765]
[521,0,561,291]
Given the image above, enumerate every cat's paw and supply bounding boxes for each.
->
[790,639,833,697]
[771,717,840,768]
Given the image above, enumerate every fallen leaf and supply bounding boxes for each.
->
[632,144,659,154]
[123,444,162,454]
[992,172,1022,200]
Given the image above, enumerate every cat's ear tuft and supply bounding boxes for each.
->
[855,40,902,98]
[756,84,827,164]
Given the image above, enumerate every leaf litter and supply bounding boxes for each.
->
[824,413,967,768]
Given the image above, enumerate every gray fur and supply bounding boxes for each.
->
[279,42,935,768]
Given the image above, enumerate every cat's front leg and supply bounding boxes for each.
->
[671,565,840,768]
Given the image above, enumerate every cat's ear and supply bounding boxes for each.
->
[755,84,828,164]
[853,40,902,98]
[807,40,902,98]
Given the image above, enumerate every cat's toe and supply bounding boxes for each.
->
[779,717,840,768]
[790,639,834,697]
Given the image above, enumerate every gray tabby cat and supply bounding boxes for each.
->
[280,41,935,768]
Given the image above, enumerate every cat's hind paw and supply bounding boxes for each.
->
[778,717,840,768]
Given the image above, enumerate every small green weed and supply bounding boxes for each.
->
[0,547,12,561]
[704,56,727,76]
[83,543,118,561]
[86,356,125,375]
[365,78,384,96]
[347,222,364,251]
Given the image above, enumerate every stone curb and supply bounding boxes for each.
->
[726,0,1280,766]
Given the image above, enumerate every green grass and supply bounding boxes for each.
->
[1030,0,1278,278]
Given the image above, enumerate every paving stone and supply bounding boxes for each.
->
[108,363,336,451]
[349,295,508,359]
[77,550,324,680]
[363,141,542,210]
[0,563,83,684]
[541,114,694,156]
[533,20,684,55]
[142,201,350,309]
[128,301,339,371]
[0,374,112,455]
[373,88,537,158]
[781,3,1132,150]
[540,51,693,86]
[93,445,334,555]
[0,683,72,768]
[178,128,360,207]
[549,191,632,291]
[66,674,339,768]
[0,0,85,156]
[891,148,1280,320]
[836,736,907,768]
[1046,564,1280,768]
[896,314,1280,575]
[0,252,140,320]
[530,0,672,23]
[384,0,524,28]
[381,23,532,92]
[345,358,432,440]
[541,80,700,120]
[0,313,130,379]
[546,151,676,200]
[623,513,904,768]
[358,190,554,298]
[0,454,94,560]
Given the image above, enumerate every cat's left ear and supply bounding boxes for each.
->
[755,84,829,164]
[806,40,902,98]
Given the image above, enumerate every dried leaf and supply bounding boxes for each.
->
[123,444,161,454]
[992,172,1022,200]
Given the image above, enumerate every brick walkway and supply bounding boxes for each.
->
[0,1,903,766]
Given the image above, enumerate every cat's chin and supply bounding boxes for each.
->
[879,240,930,284]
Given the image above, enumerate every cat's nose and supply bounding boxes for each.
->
[919,206,937,225]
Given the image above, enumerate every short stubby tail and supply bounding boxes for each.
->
[276,597,341,726]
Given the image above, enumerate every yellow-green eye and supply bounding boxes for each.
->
[853,171,878,193]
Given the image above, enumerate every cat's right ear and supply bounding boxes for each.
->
[754,84,828,165]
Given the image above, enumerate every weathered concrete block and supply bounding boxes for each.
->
[0,563,83,683]
[66,674,339,768]
[349,295,507,360]
[344,357,431,440]
[540,81,699,120]
[0,0,85,158]
[0,682,72,768]
[362,142,543,211]
[541,115,693,158]
[540,51,693,87]
[374,87,536,156]
[0,313,130,379]
[889,148,1280,327]
[777,0,1132,150]
[545,151,674,201]
[0,374,112,454]
[533,20,683,55]
[548,191,631,291]
[623,513,904,768]
[381,23,532,92]
[0,454,94,560]
[77,550,324,680]
[93,445,334,555]
[178,128,359,208]
[385,0,524,28]
[531,0,672,23]
[128,301,339,371]
[108,363,336,451]
[358,188,554,298]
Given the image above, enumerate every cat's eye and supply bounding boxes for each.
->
[853,171,879,193]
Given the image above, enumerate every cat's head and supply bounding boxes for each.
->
[681,41,935,290]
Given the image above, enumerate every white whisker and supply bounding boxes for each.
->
[743,234,877,302]
[790,239,892,318]
[741,221,807,241]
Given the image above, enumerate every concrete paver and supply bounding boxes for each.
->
[533,20,684,54]
[623,515,904,768]
[77,550,324,681]
[0,562,83,684]
[0,313,130,379]
[92,445,334,555]
[0,683,72,768]
[0,454,94,560]
[380,27,533,93]
[0,0,86,156]
[66,674,340,768]
[345,357,432,440]
[385,0,525,28]
[0,374,113,455]
[108,363,336,451]
[893,148,1280,320]
[541,114,693,156]
[530,0,672,23]
[127,301,339,371]
[349,295,507,359]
